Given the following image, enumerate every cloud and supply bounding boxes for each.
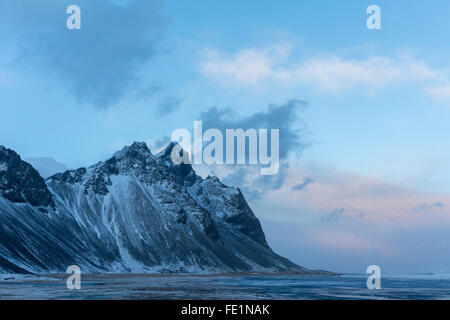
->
[133,83,164,101]
[218,162,292,200]
[195,99,311,199]
[252,164,450,272]
[157,96,184,116]
[426,85,450,100]
[199,99,310,160]
[2,0,166,107]
[200,44,442,92]
[201,44,291,85]
[414,202,445,212]
[292,177,315,191]
[321,208,344,223]
[252,164,450,227]
[311,229,388,252]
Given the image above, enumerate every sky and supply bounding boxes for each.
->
[1,0,450,273]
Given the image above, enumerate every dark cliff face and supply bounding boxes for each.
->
[0,142,305,274]
[0,146,54,212]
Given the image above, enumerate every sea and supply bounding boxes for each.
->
[0,273,449,300]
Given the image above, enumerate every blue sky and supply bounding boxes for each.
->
[1,0,450,273]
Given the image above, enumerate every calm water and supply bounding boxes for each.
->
[0,273,450,300]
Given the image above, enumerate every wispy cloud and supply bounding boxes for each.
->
[321,208,344,223]
[292,177,315,191]
[200,44,443,92]
[254,164,450,272]
[426,85,450,100]
[201,44,291,85]
[157,96,184,117]
[414,202,445,212]
[251,164,450,228]
[311,229,391,252]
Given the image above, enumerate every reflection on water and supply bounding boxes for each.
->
[0,273,449,300]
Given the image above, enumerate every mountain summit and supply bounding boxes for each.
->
[0,146,54,211]
[0,142,310,274]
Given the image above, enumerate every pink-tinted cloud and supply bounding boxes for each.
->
[253,164,449,227]
[248,164,450,272]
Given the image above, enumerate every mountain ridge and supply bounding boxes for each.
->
[0,142,322,275]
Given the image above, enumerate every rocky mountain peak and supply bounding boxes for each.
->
[49,142,157,195]
[157,141,178,158]
[156,142,197,186]
[0,143,307,274]
[0,146,55,212]
[113,141,152,161]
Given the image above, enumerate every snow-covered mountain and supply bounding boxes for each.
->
[0,142,312,274]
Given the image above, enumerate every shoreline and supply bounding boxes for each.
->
[37,271,341,279]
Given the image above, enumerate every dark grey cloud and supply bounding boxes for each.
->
[292,177,315,191]
[3,0,166,107]
[199,99,310,160]
[199,99,311,200]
